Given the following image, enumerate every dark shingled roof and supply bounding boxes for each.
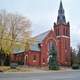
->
[30,30,50,51]
[12,30,50,53]
[12,48,24,54]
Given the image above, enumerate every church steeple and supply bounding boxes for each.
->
[54,0,70,66]
[57,0,66,24]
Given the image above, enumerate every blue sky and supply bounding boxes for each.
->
[0,0,80,49]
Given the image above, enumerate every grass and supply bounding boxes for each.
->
[0,66,10,72]
[0,66,32,72]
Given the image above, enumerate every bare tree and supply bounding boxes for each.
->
[0,10,9,65]
[7,13,31,52]
[0,10,8,50]
[0,10,32,65]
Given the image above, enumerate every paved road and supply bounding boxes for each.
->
[0,70,80,80]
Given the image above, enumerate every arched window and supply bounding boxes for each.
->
[48,41,56,54]
[47,41,56,63]
[47,41,53,63]
[48,41,53,52]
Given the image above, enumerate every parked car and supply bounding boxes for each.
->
[10,63,18,69]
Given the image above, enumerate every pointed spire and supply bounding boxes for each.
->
[59,0,63,10]
[57,0,66,24]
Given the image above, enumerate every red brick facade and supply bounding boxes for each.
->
[54,23,71,66]
[11,1,71,67]
[24,50,41,66]
[24,30,57,67]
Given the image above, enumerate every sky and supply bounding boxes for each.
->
[0,0,80,49]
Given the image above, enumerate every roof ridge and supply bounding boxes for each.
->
[34,30,50,38]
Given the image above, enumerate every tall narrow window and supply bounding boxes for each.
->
[55,28,59,36]
[55,29,57,36]
[57,28,59,36]
[63,28,65,35]
[33,55,36,60]
[43,59,45,63]
[48,41,53,52]
[66,29,69,36]
[65,40,67,49]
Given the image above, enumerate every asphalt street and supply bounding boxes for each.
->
[0,70,80,80]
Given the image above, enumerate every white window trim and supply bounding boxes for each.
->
[57,35,70,38]
[33,60,36,62]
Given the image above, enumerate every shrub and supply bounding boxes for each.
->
[18,61,24,65]
[72,64,79,69]
[49,65,59,70]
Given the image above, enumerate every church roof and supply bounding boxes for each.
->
[35,30,50,42]
[12,30,50,53]
[12,48,24,54]
[30,30,50,51]
[30,42,40,51]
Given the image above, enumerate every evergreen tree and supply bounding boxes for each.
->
[49,44,59,70]
[71,49,77,66]
[71,48,79,69]
[77,47,80,65]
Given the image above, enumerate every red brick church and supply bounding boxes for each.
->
[11,1,71,66]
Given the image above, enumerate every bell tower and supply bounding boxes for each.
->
[54,0,71,66]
